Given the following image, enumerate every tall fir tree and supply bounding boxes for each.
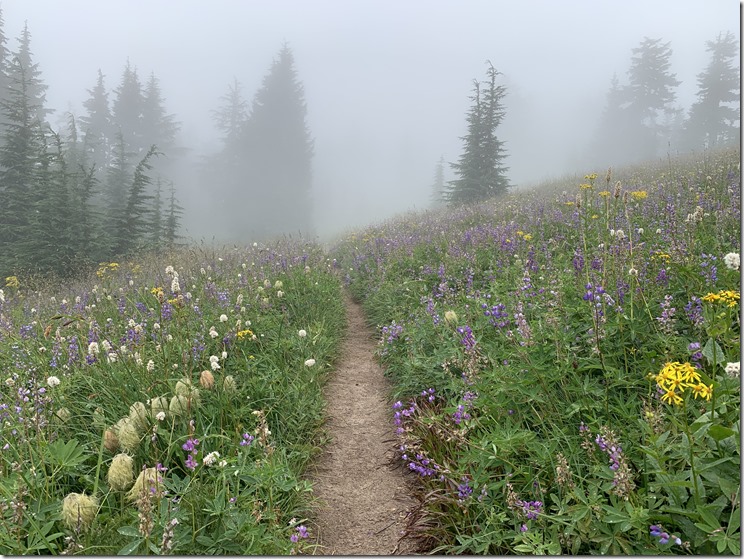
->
[429,155,446,207]
[0,6,12,127]
[625,37,681,159]
[164,180,184,248]
[241,44,314,239]
[681,31,740,151]
[0,24,50,276]
[80,69,114,171]
[112,145,159,256]
[446,62,509,204]
[142,72,180,154]
[112,60,145,155]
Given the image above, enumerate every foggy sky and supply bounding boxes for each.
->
[1,0,738,241]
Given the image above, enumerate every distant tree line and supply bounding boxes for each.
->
[201,44,314,242]
[435,32,739,206]
[0,10,185,279]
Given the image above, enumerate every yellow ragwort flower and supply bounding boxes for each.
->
[5,275,19,288]
[660,389,683,406]
[598,191,610,197]
[579,183,592,190]
[630,190,648,201]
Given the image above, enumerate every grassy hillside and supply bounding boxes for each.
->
[332,147,741,554]
[0,240,345,554]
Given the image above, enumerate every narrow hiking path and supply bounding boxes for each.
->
[308,292,418,555]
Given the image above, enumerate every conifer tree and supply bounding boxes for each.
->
[0,6,12,127]
[164,180,184,248]
[429,156,446,207]
[241,44,314,238]
[112,145,159,256]
[80,69,114,170]
[0,25,50,275]
[681,31,740,150]
[625,37,680,158]
[142,72,180,154]
[446,62,509,204]
[112,61,145,155]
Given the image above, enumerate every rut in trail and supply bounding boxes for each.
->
[308,292,418,555]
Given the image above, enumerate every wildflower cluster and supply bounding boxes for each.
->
[654,361,712,405]
[701,289,740,308]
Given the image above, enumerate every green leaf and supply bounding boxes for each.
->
[117,526,141,538]
[47,439,87,469]
[708,424,736,441]
[702,338,726,366]
[117,538,142,555]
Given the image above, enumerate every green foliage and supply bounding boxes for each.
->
[0,240,345,554]
[333,147,740,554]
[446,62,509,204]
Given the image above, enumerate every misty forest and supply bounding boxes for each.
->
[0,2,740,556]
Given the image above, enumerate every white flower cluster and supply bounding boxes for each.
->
[723,252,740,271]
[725,362,740,378]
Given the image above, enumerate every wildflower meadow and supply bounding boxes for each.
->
[0,240,345,554]
[0,147,740,555]
[333,147,740,554]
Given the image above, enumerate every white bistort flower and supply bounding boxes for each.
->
[220,314,228,323]
[203,451,220,466]
[298,329,307,338]
[304,358,316,367]
[724,362,740,378]
[46,376,61,388]
[723,252,740,271]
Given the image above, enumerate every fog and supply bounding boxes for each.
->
[1,0,738,242]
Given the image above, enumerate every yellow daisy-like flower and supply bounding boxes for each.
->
[677,362,701,384]
[598,191,610,197]
[236,329,254,340]
[693,383,713,401]
[579,183,592,190]
[660,389,683,406]
[523,234,533,241]
[630,190,648,201]
[5,275,20,288]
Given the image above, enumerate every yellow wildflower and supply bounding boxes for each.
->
[598,191,610,197]
[236,329,254,340]
[579,183,592,190]
[584,173,598,181]
[691,383,713,401]
[5,275,19,288]
[630,190,648,201]
[523,233,533,241]
[702,290,740,307]
[660,389,683,406]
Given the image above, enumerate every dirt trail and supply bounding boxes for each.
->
[308,292,418,555]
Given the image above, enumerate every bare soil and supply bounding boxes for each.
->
[307,292,419,555]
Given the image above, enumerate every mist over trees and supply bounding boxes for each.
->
[201,44,314,241]
[589,35,739,168]
[0,10,184,278]
[0,2,737,279]
[445,62,509,205]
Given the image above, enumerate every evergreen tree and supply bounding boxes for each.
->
[0,26,50,276]
[446,62,509,204]
[150,177,163,250]
[31,131,76,276]
[164,180,184,248]
[80,69,114,170]
[681,31,740,151]
[590,73,633,166]
[142,72,180,153]
[112,145,159,256]
[0,6,12,127]
[241,44,314,238]
[429,155,446,207]
[111,61,145,155]
[212,77,247,147]
[625,37,681,158]
[101,130,132,251]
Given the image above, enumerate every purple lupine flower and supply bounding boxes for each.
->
[684,296,704,328]
[240,433,255,446]
[456,325,476,351]
[457,477,473,501]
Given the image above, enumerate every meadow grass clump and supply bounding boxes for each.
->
[0,238,345,555]
[332,147,740,555]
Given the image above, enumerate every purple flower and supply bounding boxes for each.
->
[240,433,255,446]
